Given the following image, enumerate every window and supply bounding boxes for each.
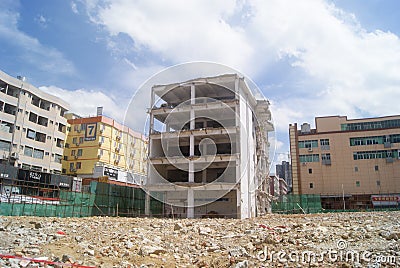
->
[354,166,358,172]
[77,149,83,156]
[308,168,312,174]
[376,180,381,186]
[69,163,74,170]
[45,152,49,156]
[79,137,84,143]
[342,119,400,131]
[72,137,77,144]
[375,165,379,171]
[71,150,76,156]
[356,181,360,187]
[309,183,314,189]
[320,139,330,146]
[353,150,399,160]
[299,154,319,163]
[26,129,36,140]
[54,154,62,163]
[298,140,318,149]
[321,153,331,160]
[24,146,33,157]
[22,164,31,170]
[76,162,82,169]
[32,149,44,159]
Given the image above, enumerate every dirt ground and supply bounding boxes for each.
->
[0,211,399,267]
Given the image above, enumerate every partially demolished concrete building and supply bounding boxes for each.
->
[144,74,273,219]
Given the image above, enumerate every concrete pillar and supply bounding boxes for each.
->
[202,169,207,183]
[189,83,195,183]
[145,192,151,216]
[189,161,194,182]
[190,84,195,104]
[187,188,194,218]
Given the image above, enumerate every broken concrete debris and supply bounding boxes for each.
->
[0,212,399,267]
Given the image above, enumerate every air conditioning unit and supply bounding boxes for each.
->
[116,136,121,141]
[70,168,77,172]
[77,129,81,133]
[97,154,101,158]
[74,155,79,159]
[75,143,80,146]
[99,141,103,146]
[115,147,120,152]
[308,147,313,152]
[302,162,307,166]
[10,152,19,160]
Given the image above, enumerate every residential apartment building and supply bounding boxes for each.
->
[268,175,288,197]
[275,160,292,192]
[289,115,400,209]
[62,114,147,185]
[0,70,68,173]
[145,74,273,219]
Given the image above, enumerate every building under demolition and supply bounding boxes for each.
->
[145,74,273,219]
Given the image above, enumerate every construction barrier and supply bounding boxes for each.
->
[0,181,152,218]
[272,194,323,214]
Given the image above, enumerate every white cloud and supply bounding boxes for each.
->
[40,86,127,123]
[83,0,400,129]
[0,7,75,76]
[85,0,254,72]
[71,2,79,14]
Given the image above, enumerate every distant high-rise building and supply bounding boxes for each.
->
[275,160,292,191]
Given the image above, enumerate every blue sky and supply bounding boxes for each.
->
[1,0,400,167]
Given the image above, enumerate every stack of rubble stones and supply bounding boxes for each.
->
[0,212,399,267]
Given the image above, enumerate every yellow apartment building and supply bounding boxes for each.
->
[62,114,147,185]
[289,115,400,209]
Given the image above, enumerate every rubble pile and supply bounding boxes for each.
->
[0,211,399,267]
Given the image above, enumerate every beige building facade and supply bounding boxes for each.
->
[290,115,400,209]
[0,70,69,173]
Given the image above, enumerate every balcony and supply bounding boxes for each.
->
[322,159,331,165]
[384,142,392,148]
